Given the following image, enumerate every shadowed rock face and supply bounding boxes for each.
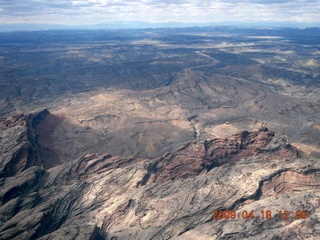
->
[26,109,63,169]
[0,110,63,179]
[0,111,319,240]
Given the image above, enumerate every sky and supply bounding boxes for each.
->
[0,0,319,26]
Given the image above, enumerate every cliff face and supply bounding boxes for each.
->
[0,113,29,178]
[0,111,320,240]
[26,109,63,169]
[0,109,62,179]
[144,127,298,184]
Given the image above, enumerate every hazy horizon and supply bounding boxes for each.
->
[0,20,320,33]
[0,0,319,30]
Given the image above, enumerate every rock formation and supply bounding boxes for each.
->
[0,110,319,240]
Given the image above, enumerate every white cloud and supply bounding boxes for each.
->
[0,0,319,25]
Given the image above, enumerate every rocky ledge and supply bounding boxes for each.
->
[0,111,319,240]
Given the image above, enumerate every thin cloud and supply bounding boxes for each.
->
[0,0,319,25]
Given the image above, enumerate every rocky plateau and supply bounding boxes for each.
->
[1,27,320,240]
[0,111,320,239]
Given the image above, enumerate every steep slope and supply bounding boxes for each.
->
[1,112,319,240]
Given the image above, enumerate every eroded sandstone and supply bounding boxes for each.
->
[0,111,319,240]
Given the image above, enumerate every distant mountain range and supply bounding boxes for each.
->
[0,21,320,32]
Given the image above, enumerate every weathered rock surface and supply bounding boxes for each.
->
[0,113,29,178]
[0,112,319,240]
[0,109,63,179]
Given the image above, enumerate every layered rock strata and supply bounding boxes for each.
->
[1,111,319,240]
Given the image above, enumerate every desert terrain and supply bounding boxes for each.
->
[0,26,320,239]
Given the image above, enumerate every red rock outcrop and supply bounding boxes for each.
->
[142,127,299,184]
[2,111,318,240]
[260,169,320,198]
[203,127,298,168]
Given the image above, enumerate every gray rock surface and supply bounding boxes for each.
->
[0,112,320,240]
